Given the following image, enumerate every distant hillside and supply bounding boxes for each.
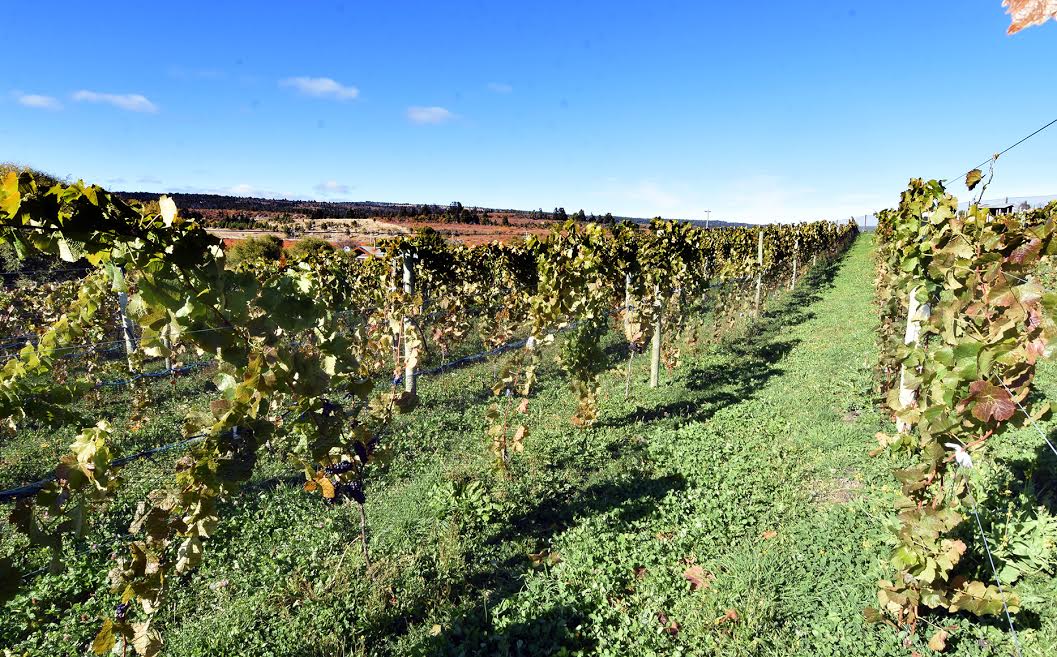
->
[116,191,427,220]
[115,189,756,228]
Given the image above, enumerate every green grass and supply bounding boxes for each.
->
[2,235,1055,656]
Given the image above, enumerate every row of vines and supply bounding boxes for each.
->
[870,177,1057,648]
[0,172,856,655]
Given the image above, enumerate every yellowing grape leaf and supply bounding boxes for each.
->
[965,169,983,191]
[92,619,116,655]
[927,629,949,652]
[318,478,335,499]
[1004,0,1057,34]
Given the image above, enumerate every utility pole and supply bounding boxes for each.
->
[704,209,711,230]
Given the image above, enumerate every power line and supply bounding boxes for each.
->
[943,117,1057,185]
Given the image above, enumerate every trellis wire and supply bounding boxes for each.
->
[999,380,1057,459]
[965,487,1024,657]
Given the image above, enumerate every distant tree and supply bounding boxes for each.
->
[571,209,587,222]
[554,207,568,222]
[286,237,334,261]
[602,212,615,225]
[227,234,283,265]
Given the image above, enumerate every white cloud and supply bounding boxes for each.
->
[72,90,158,113]
[487,82,513,93]
[407,106,455,124]
[280,76,359,100]
[313,180,351,196]
[14,93,62,110]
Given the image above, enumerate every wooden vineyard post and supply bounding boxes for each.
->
[790,237,799,290]
[162,323,173,373]
[650,284,661,388]
[754,229,764,317]
[117,275,137,373]
[390,257,400,372]
[624,272,635,400]
[896,286,930,433]
[402,250,417,395]
[624,272,632,334]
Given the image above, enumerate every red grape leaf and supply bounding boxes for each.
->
[1004,0,1057,34]
[964,380,1016,422]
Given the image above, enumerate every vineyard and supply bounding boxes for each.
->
[0,171,1055,656]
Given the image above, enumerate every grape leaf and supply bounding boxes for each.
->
[965,169,983,191]
[927,629,949,652]
[963,380,1016,422]
[92,619,116,656]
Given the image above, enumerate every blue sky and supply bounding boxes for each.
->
[2,1,1055,223]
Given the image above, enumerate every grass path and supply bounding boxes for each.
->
[5,236,1053,656]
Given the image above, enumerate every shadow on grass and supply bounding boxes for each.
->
[398,473,684,656]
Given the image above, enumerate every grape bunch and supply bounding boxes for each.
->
[336,480,366,504]
[114,601,132,621]
[324,460,354,476]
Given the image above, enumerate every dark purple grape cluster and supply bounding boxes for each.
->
[324,460,354,476]
[336,480,366,504]
[114,601,132,621]
[353,441,369,462]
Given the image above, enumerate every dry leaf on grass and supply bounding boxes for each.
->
[714,609,739,625]
[683,565,714,590]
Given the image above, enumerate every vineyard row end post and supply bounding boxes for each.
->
[754,229,764,317]
[117,268,138,374]
[650,284,661,388]
[896,285,930,433]
[402,250,416,395]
